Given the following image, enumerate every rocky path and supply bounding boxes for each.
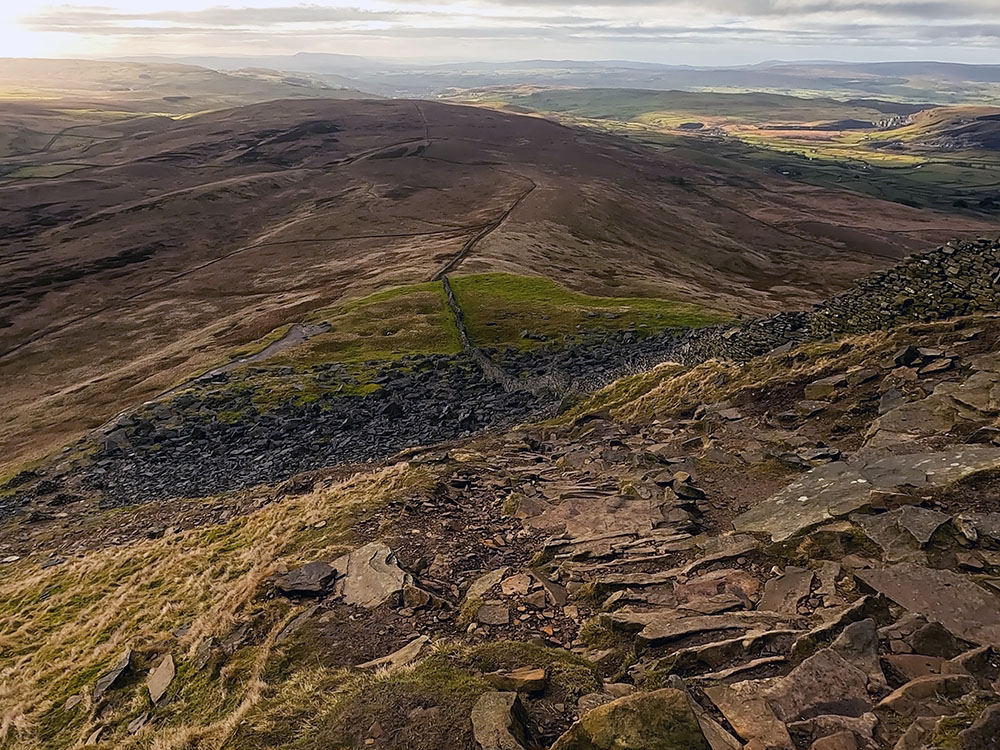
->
[236,313,1000,749]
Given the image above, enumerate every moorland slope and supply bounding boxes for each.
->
[2,98,995,476]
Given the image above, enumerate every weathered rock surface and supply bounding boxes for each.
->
[332,542,410,608]
[764,648,872,722]
[471,692,530,750]
[736,447,1000,542]
[857,564,1000,646]
[357,636,429,670]
[551,689,710,750]
[273,561,337,596]
[705,680,794,750]
[147,654,174,704]
[93,649,132,702]
[485,667,548,693]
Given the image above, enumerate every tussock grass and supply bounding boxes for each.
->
[562,330,896,425]
[0,463,433,750]
[232,640,600,750]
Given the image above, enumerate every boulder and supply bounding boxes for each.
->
[471,692,529,750]
[551,688,710,750]
[273,561,337,596]
[332,542,410,608]
[831,619,886,690]
[764,648,872,722]
[909,621,962,658]
[705,680,794,750]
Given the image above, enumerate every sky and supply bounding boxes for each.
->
[3,1,1000,65]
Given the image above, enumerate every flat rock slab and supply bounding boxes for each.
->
[705,680,793,750]
[857,564,1000,646]
[274,561,337,596]
[332,542,410,608]
[551,688,710,750]
[734,462,873,543]
[624,611,801,650]
[93,648,132,702]
[524,491,674,539]
[735,447,1000,542]
[358,635,429,670]
[764,648,871,723]
[147,653,175,704]
[846,506,950,563]
[895,506,951,545]
[466,568,509,602]
[876,673,976,716]
[485,666,548,693]
[758,567,815,614]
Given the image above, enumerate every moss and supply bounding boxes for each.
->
[571,582,608,607]
[578,617,627,651]
[550,688,710,750]
[457,596,483,628]
[928,697,994,750]
[500,494,521,516]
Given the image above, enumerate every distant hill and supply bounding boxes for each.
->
[0,58,372,114]
[114,55,1000,102]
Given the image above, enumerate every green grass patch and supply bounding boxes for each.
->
[292,281,463,366]
[449,273,730,350]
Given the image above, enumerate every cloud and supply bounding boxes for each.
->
[20,1,1000,53]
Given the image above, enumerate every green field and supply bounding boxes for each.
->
[510,88,899,126]
[477,88,1000,215]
